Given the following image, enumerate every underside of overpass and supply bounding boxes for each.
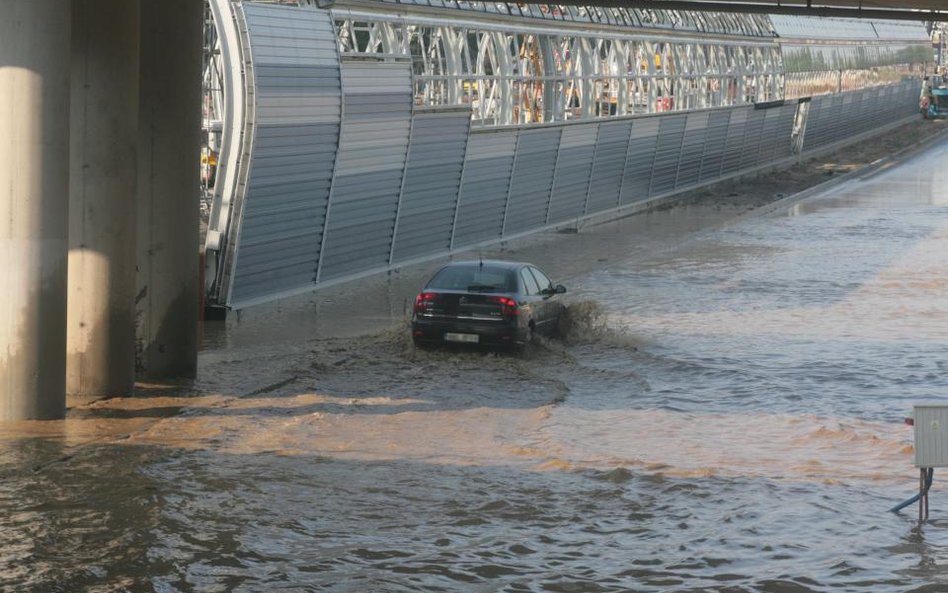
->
[544,0,948,20]
[1,0,941,420]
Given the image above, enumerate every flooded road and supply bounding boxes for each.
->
[4,138,948,592]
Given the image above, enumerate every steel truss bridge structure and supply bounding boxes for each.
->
[588,1,948,22]
[202,0,932,309]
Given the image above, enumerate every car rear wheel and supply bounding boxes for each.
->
[513,324,533,353]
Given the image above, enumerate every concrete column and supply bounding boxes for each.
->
[67,0,141,400]
[136,0,202,380]
[0,2,72,420]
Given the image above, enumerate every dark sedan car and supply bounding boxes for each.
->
[411,260,566,349]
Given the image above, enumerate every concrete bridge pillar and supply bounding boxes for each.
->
[67,0,141,401]
[136,0,203,380]
[0,2,72,420]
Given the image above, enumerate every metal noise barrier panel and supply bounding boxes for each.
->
[223,4,342,308]
[802,81,919,153]
[213,5,922,309]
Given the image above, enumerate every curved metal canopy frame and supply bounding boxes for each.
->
[546,0,947,21]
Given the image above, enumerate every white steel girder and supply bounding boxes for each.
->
[328,13,786,124]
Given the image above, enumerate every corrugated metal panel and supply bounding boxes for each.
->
[770,15,877,40]
[903,81,918,116]
[868,87,885,126]
[255,65,342,123]
[806,94,845,151]
[778,103,797,159]
[649,114,687,196]
[505,127,561,235]
[318,60,412,281]
[586,120,632,214]
[699,110,730,182]
[391,109,471,263]
[838,93,857,139]
[823,94,845,147]
[823,93,843,123]
[720,107,749,176]
[854,88,890,138]
[765,104,796,162]
[228,5,341,308]
[900,81,919,117]
[453,130,517,247]
[873,21,930,41]
[620,117,660,205]
[675,111,709,189]
[868,85,888,124]
[823,95,848,144]
[801,95,827,151]
[891,82,915,121]
[845,90,865,136]
[739,108,766,170]
[801,80,918,153]
[547,124,598,225]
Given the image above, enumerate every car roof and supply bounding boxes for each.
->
[442,260,535,270]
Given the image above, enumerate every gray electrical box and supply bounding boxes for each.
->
[915,404,948,467]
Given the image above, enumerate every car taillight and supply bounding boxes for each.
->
[414,292,436,313]
[489,296,519,317]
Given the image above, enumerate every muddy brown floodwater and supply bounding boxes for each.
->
[2,120,948,593]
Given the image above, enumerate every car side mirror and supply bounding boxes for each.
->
[554,284,566,294]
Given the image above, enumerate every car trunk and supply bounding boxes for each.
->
[425,292,507,320]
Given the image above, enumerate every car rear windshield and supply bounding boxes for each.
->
[427,265,517,292]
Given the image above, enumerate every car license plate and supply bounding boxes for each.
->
[444,332,479,343]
